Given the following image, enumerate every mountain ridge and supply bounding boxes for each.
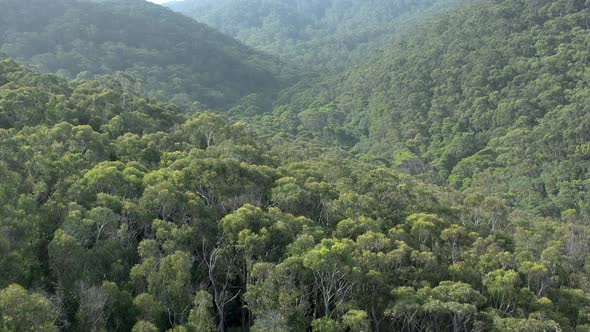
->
[1,0,590,331]
[167,0,459,70]
[0,0,286,109]
[265,0,590,218]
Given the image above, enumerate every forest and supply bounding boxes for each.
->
[167,0,458,71]
[0,0,286,110]
[0,0,589,331]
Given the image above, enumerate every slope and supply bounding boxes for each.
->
[0,0,283,109]
[269,0,590,218]
[167,0,458,70]
[3,54,590,332]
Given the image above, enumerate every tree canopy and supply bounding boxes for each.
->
[0,0,589,331]
[168,0,458,71]
[0,0,285,109]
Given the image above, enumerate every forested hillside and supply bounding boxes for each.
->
[269,0,590,219]
[1,0,590,331]
[2,53,590,332]
[0,0,283,109]
[167,0,456,70]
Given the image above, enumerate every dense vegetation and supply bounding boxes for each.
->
[266,0,590,219]
[1,0,589,331]
[1,57,589,332]
[167,0,456,70]
[0,0,283,109]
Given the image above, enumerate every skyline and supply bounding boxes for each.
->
[147,0,180,4]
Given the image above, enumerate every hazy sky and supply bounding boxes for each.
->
[147,0,181,4]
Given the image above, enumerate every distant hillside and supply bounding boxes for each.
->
[167,0,457,70]
[0,0,284,109]
[269,0,590,218]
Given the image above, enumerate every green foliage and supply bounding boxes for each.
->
[169,0,456,71]
[1,0,590,331]
[271,0,590,219]
[311,317,340,332]
[2,51,590,331]
[0,284,58,332]
[131,321,159,332]
[0,0,283,109]
[492,316,561,332]
[188,291,216,332]
[342,310,370,332]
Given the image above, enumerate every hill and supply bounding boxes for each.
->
[270,0,590,218]
[167,0,457,70]
[2,0,590,331]
[0,0,283,109]
[2,53,590,332]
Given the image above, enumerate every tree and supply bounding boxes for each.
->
[0,196,42,289]
[406,213,446,248]
[388,286,426,332]
[181,113,228,149]
[518,261,550,296]
[387,282,485,332]
[342,310,370,332]
[47,229,85,290]
[483,269,524,315]
[188,290,216,332]
[440,224,469,264]
[130,245,193,326]
[148,251,193,326]
[132,321,159,332]
[302,238,354,317]
[551,288,590,329]
[492,316,560,332]
[334,216,381,240]
[75,284,108,332]
[133,293,165,328]
[271,177,312,216]
[202,246,240,332]
[101,281,136,332]
[420,281,485,332]
[311,317,339,332]
[245,262,307,332]
[220,204,312,265]
[0,284,58,332]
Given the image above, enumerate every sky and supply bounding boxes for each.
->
[147,0,182,4]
